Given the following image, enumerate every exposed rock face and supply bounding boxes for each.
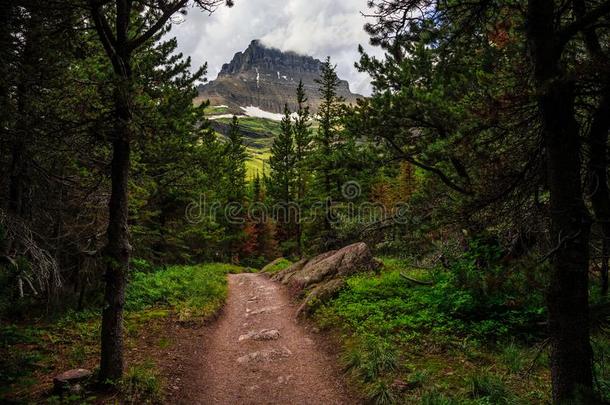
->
[198,40,361,114]
[271,242,380,316]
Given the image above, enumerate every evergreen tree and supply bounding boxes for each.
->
[224,115,247,203]
[293,80,312,257]
[242,170,277,265]
[86,0,233,381]
[268,104,296,251]
[359,0,610,400]
[311,57,344,249]
[220,115,247,261]
[129,30,224,265]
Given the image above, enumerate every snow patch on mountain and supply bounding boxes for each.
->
[240,106,284,120]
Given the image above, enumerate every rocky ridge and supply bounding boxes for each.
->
[197,40,361,114]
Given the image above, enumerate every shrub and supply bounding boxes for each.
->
[342,338,398,383]
[366,380,397,405]
[468,371,514,404]
[125,263,234,319]
[420,391,460,405]
[500,341,525,373]
[261,258,292,274]
[130,258,155,274]
[121,361,162,404]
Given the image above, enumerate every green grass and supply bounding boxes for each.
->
[468,371,515,404]
[126,263,241,319]
[261,258,293,274]
[216,115,277,179]
[120,360,163,405]
[203,105,229,115]
[313,257,551,404]
[245,146,271,179]
[1,263,244,403]
[216,116,282,137]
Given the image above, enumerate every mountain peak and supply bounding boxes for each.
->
[218,39,321,78]
[199,40,361,114]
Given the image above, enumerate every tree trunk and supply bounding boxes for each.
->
[527,0,594,400]
[99,66,132,382]
[542,82,593,402]
[295,171,304,258]
[602,239,609,296]
[587,90,610,296]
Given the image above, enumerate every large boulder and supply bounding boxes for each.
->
[272,242,380,289]
[271,242,380,316]
[295,278,346,317]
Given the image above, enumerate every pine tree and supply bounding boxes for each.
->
[312,57,344,249]
[293,80,311,257]
[243,171,278,265]
[224,115,247,203]
[87,0,233,381]
[221,115,247,262]
[269,104,296,249]
[269,104,295,204]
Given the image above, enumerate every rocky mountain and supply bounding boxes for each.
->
[196,40,361,114]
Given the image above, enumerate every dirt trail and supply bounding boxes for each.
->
[183,273,354,404]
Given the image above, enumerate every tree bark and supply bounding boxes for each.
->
[89,0,213,383]
[527,0,594,401]
[99,59,132,382]
[543,81,593,403]
[587,90,610,296]
[602,239,609,296]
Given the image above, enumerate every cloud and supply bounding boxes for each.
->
[170,0,384,95]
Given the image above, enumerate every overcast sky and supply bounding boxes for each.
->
[171,0,384,96]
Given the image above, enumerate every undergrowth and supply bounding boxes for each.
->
[0,262,242,403]
[125,263,240,319]
[261,258,293,274]
[121,360,163,404]
[314,255,552,404]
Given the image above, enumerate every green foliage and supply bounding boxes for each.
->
[0,325,43,394]
[261,258,293,274]
[366,380,397,405]
[342,338,398,382]
[500,342,525,374]
[46,393,96,405]
[446,238,546,339]
[420,391,460,405]
[131,258,155,274]
[316,261,540,343]
[121,360,162,404]
[314,256,551,403]
[468,372,515,404]
[593,338,610,402]
[1,262,243,401]
[126,263,237,319]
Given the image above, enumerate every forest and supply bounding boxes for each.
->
[1,0,610,404]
